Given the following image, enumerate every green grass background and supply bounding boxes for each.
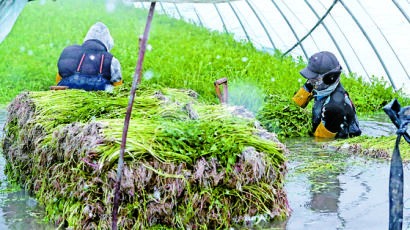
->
[0,0,408,112]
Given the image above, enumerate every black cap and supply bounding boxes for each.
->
[300,51,340,79]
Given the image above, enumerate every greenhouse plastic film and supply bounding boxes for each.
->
[142,0,410,94]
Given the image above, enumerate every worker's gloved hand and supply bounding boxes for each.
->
[322,103,346,133]
[293,81,314,108]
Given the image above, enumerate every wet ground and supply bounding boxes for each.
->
[0,109,54,230]
[0,110,408,229]
[267,114,410,230]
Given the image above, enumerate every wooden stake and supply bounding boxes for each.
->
[111,2,156,229]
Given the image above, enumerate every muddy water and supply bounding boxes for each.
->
[267,115,410,230]
[0,109,409,229]
[0,109,53,229]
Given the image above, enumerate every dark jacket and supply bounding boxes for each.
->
[311,83,361,138]
[56,22,122,91]
[57,39,113,81]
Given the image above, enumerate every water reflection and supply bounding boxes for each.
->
[266,116,410,230]
[283,138,348,229]
[308,172,342,213]
[0,109,52,229]
[359,113,396,137]
[0,186,53,230]
[0,110,406,229]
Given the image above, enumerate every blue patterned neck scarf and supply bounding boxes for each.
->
[314,78,340,100]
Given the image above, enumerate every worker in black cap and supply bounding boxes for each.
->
[293,51,361,138]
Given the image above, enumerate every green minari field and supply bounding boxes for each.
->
[0,0,407,111]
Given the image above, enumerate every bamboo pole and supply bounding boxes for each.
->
[111,2,156,229]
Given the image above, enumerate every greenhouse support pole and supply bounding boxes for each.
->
[392,0,410,24]
[111,2,156,230]
[313,0,370,81]
[304,0,352,75]
[213,3,228,33]
[339,0,397,90]
[270,0,308,60]
[356,0,409,80]
[214,3,228,33]
[280,0,320,51]
[228,3,251,43]
[159,2,167,15]
[282,0,338,57]
[245,0,276,50]
[173,3,183,19]
[193,6,204,27]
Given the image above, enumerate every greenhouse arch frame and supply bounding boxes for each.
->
[137,0,410,94]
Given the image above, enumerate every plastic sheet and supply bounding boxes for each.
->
[137,0,410,94]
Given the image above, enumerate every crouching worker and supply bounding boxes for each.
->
[56,22,122,91]
[293,51,361,138]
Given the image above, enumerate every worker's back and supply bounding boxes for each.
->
[56,22,122,91]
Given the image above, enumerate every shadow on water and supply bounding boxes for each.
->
[0,109,53,230]
[263,116,410,230]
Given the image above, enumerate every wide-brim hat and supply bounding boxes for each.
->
[300,51,340,79]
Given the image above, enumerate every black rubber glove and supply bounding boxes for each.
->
[303,81,314,93]
[322,103,346,133]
